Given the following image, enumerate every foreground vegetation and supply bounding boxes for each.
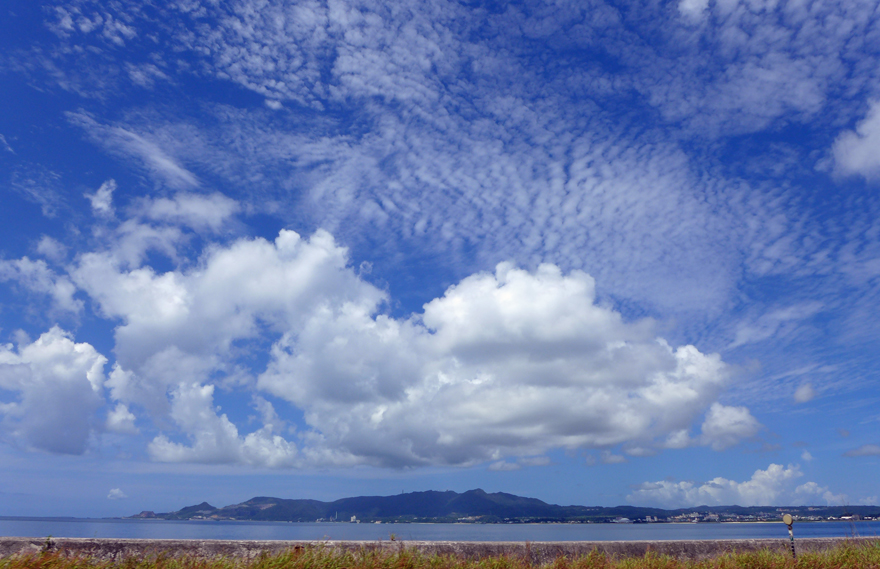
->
[4,542,880,569]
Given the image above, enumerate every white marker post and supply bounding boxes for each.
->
[782,513,796,559]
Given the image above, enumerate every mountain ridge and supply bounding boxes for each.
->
[131,489,880,523]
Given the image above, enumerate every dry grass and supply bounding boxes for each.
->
[3,542,880,569]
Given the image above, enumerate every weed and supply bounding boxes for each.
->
[3,541,880,569]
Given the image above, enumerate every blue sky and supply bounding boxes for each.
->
[2,0,880,518]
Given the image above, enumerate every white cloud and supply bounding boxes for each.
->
[49,195,749,467]
[259,261,739,467]
[106,403,139,434]
[84,179,116,217]
[136,192,239,233]
[629,463,844,507]
[0,327,107,454]
[728,303,823,349]
[488,461,520,471]
[9,166,65,218]
[67,112,199,190]
[126,63,169,89]
[663,430,693,449]
[0,134,14,154]
[519,456,550,467]
[801,450,813,462]
[601,451,627,464]
[107,488,127,500]
[36,236,68,264]
[0,257,83,315]
[699,403,761,451]
[795,482,847,506]
[678,0,709,20]
[794,383,816,403]
[833,101,880,181]
[148,382,299,467]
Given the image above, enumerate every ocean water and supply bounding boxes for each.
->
[1,518,878,542]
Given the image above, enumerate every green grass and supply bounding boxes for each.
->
[3,542,880,569]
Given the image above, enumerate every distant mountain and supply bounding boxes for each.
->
[134,489,880,523]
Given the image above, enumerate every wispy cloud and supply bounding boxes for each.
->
[67,112,199,190]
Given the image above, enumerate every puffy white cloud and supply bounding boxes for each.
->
[147,382,298,467]
[36,236,68,264]
[629,463,843,507]
[106,403,139,434]
[259,261,740,467]
[85,179,116,217]
[0,257,82,315]
[794,383,816,403]
[0,327,106,454]
[699,403,761,451]
[795,482,847,506]
[107,488,127,500]
[833,101,880,181]
[73,228,378,377]
[7,193,751,468]
[70,222,380,466]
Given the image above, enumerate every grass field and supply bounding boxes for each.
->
[3,542,880,569]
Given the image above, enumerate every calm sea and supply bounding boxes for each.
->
[1,518,878,542]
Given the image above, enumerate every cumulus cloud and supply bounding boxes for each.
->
[0,257,82,314]
[107,488,127,500]
[148,382,299,467]
[71,217,751,467]
[833,101,880,181]
[794,383,816,403]
[85,179,116,217]
[2,194,754,468]
[795,482,848,506]
[0,327,106,454]
[106,403,138,434]
[699,403,761,451]
[36,236,68,264]
[628,463,844,507]
[259,261,740,467]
